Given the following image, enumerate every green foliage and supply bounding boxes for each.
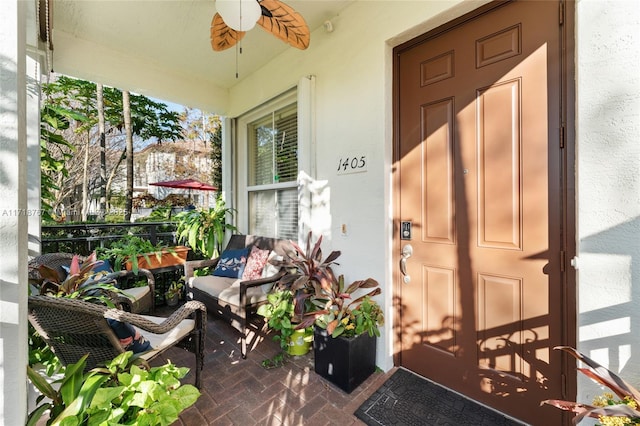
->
[28,324,63,377]
[40,75,184,223]
[271,231,341,322]
[40,104,88,222]
[261,352,289,369]
[165,278,185,298]
[144,205,173,222]
[209,121,223,192]
[273,232,384,338]
[31,252,126,307]
[316,294,384,338]
[257,290,296,352]
[174,199,237,259]
[96,235,169,274]
[542,346,640,424]
[258,290,313,365]
[27,352,200,426]
[43,75,182,142]
[308,274,383,338]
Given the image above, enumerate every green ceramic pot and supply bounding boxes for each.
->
[287,328,313,356]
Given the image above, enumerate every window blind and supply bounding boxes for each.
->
[249,188,298,240]
[247,102,299,240]
[248,104,298,186]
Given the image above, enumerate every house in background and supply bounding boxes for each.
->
[3,1,639,424]
[133,140,215,208]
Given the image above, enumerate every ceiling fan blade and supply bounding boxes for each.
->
[257,0,310,50]
[210,13,246,51]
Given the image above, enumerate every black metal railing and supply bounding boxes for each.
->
[40,222,178,255]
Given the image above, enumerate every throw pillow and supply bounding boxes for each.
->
[107,319,152,353]
[91,259,114,280]
[261,250,283,278]
[242,246,270,280]
[212,247,250,278]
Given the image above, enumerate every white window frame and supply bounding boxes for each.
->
[234,78,314,242]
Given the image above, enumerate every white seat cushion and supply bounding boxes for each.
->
[189,275,267,306]
[189,275,236,298]
[218,280,267,305]
[133,314,195,360]
[121,285,150,301]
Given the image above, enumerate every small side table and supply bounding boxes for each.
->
[145,263,184,307]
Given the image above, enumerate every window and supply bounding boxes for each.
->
[246,103,298,239]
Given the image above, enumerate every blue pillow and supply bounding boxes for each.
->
[212,247,250,278]
[106,319,152,353]
[93,259,113,274]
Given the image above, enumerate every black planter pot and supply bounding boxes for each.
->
[313,326,376,393]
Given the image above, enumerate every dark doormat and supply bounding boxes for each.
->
[355,368,526,426]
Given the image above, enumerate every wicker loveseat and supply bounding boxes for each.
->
[28,295,207,388]
[184,235,290,358]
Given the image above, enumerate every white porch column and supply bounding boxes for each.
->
[0,0,30,424]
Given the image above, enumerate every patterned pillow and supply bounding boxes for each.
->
[212,247,250,278]
[107,319,152,353]
[242,246,270,280]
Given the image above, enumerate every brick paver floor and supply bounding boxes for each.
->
[152,304,394,425]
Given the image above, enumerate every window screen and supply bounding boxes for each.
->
[247,103,298,240]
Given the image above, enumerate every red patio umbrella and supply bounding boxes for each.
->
[149,179,217,191]
[149,179,217,206]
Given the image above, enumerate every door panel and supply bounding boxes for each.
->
[394,1,567,424]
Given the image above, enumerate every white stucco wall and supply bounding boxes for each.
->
[575,0,640,405]
[225,0,491,372]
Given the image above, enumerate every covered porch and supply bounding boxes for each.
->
[3,0,640,424]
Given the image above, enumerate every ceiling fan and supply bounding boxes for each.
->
[210,0,310,52]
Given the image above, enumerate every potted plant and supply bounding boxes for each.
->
[32,252,129,307]
[542,346,640,424]
[299,272,384,393]
[174,199,238,259]
[164,279,184,307]
[97,235,189,274]
[278,232,384,393]
[257,289,313,358]
[271,231,341,322]
[258,232,339,364]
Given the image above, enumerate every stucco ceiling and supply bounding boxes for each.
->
[49,0,353,111]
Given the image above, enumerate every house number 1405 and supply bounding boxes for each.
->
[336,155,367,175]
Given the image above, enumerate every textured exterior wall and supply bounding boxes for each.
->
[575,0,640,404]
[0,1,30,424]
[226,0,494,372]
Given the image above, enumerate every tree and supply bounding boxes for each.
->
[179,108,222,196]
[123,91,134,221]
[96,83,106,220]
[40,105,88,222]
[40,75,183,221]
[210,123,223,193]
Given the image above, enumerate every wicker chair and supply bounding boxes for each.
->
[28,295,207,388]
[184,235,289,358]
[28,253,157,314]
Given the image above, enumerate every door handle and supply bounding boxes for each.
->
[400,244,413,281]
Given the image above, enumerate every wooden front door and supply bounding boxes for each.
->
[393,1,573,424]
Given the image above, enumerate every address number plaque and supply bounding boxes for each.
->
[336,154,367,175]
